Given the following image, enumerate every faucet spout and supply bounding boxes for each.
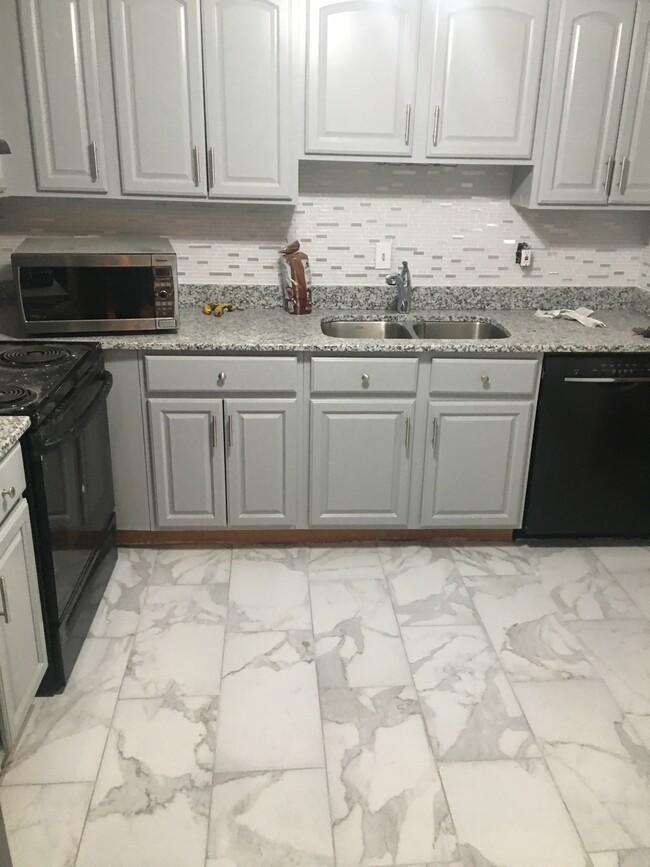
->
[386,260,412,313]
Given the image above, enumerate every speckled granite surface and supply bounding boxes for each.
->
[0,417,30,461]
[0,305,647,354]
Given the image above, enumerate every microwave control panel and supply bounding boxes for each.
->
[153,261,176,320]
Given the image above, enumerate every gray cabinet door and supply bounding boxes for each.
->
[108,0,207,196]
[18,0,108,192]
[421,400,533,528]
[310,399,415,527]
[538,0,636,205]
[148,398,227,528]
[202,0,293,199]
[225,398,298,527]
[305,0,420,156]
[0,499,47,750]
[610,0,650,206]
[425,0,548,159]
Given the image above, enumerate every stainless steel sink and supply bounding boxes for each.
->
[412,320,509,339]
[320,317,509,340]
[320,320,414,339]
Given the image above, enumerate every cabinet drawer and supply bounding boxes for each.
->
[430,359,538,396]
[0,444,26,525]
[145,355,298,394]
[311,358,419,394]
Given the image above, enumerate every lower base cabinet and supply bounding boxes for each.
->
[310,399,415,527]
[420,400,534,528]
[0,498,47,748]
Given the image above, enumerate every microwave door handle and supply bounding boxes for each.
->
[41,373,113,450]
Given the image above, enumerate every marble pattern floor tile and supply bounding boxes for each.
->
[311,579,412,688]
[120,585,227,699]
[90,548,157,638]
[384,547,478,627]
[439,759,590,867]
[208,768,335,866]
[152,547,232,584]
[215,631,324,772]
[308,545,386,582]
[449,544,535,578]
[401,625,539,761]
[0,782,93,867]
[321,686,458,866]
[613,571,650,619]
[467,574,596,681]
[589,852,650,867]
[590,546,650,574]
[228,561,311,632]
[525,547,642,621]
[1,637,132,785]
[514,679,650,851]
[75,694,217,867]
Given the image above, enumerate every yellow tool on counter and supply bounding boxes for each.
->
[202,302,238,317]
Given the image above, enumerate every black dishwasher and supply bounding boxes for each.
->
[519,354,650,539]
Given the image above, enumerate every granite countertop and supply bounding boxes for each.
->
[0,304,649,355]
[0,417,30,461]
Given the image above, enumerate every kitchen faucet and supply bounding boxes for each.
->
[385,260,412,313]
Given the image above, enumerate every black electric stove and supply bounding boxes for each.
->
[0,342,117,694]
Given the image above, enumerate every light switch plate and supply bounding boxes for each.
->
[375,242,391,269]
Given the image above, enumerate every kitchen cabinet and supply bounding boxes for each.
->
[17,0,109,193]
[310,399,415,526]
[0,445,47,750]
[424,0,548,159]
[148,398,227,527]
[420,400,533,527]
[305,0,421,156]
[202,0,293,198]
[108,0,207,197]
[224,398,298,526]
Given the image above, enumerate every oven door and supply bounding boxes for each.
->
[39,371,115,622]
[16,256,160,333]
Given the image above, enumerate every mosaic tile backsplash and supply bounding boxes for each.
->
[1,163,649,290]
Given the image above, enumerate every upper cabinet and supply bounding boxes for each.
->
[305,0,421,156]
[17,0,109,193]
[424,0,548,159]
[202,0,293,198]
[512,0,650,208]
[108,0,207,197]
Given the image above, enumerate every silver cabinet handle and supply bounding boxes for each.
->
[481,374,490,387]
[0,577,10,624]
[192,145,201,187]
[208,146,215,190]
[603,155,615,196]
[211,414,218,450]
[89,141,99,181]
[618,157,630,195]
[404,103,412,146]
[226,414,233,452]
[361,373,370,386]
[405,417,411,453]
[431,417,438,452]
[432,105,441,147]
[1,487,16,499]
[217,372,227,385]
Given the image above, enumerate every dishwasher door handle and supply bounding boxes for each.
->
[564,377,650,384]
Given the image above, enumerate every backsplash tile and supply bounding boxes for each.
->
[1,164,649,289]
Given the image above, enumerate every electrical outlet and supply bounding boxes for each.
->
[375,242,391,269]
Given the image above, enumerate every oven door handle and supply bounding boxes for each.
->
[563,377,650,384]
[41,372,113,450]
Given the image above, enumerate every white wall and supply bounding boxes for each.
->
[1,163,649,288]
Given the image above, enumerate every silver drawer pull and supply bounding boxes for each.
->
[1,487,16,499]
[89,140,99,181]
[431,417,438,452]
[361,373,370,386]
[217,372,227,385]
[227,414,233,451]
[405,416,411,452]
[432,105,441,147]
[211,414,218,450]
[0,577,10,624]
[404,103,412,146]
[193,145,201,187]
[618,156,630,195]
[481,374,490,386]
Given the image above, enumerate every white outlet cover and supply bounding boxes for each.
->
[375,242,391,269]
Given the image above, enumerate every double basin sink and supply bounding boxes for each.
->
[321,318,509,340]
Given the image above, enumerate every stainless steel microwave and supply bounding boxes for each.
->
[12,236,178,334]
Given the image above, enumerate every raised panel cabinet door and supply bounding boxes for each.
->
[225,398,298,526]
[148,399,227,528]
[425,0,548,159]
[0,499,47,749]
[421,400,533,528]
[610,0,650,205]
[203,0,293,198]
[537,0,636,205]
[108,0,207,196]
[306,0,420,155]
[18,0,108,192]
[310,399,415,527]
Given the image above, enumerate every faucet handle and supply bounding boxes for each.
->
[384,273,399,287]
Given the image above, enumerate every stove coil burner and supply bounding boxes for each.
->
[0,387,36,406]
[0,347,72,366]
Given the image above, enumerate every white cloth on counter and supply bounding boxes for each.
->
[535,307,605,328]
